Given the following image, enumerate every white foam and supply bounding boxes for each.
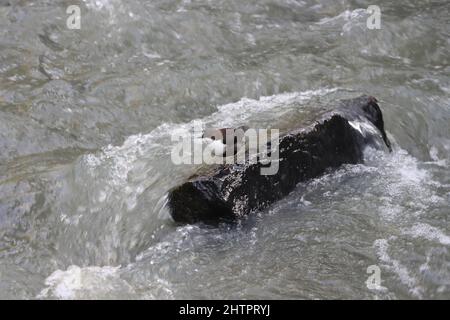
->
[316,9,367,26]
[427,145,447,167]
[348,119,379,136]
[83,0,131,26]
[374,239,423,298]
[84,0,117,11]
[365,148,431,197]
[217,88,338,116]
[38,265,135,299]
[403,223,450,246]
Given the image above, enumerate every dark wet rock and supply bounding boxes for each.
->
[168,95,391,224]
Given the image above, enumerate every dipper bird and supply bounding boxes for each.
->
[202,126,249,157]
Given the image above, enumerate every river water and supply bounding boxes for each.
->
[0,0,449,299]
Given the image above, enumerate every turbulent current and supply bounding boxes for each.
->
[0,0,449,299]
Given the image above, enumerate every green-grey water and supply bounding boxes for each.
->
[0,0,449,299]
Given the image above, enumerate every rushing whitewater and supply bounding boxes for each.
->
[0,0,449,299]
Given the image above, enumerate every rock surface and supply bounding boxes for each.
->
[168,95,391,224]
